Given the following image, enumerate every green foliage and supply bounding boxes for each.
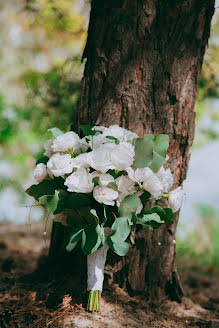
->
[48,128,64,137]
[132,137,153,169]
[140,206,174,229]
[132,134,169,172]
[25,180,57,200]
[38,191,59,213]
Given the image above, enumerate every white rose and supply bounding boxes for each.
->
[142,168,163,198]
[92,126,108,133]
[93,186,118,206]
[91,171,114,186]
[47,153,73,177]
[168,186,183,213]
[86,134,113,150]
[64,168,94,193]
[51,131,80,153]
[33,163,47,183]
[86,144,115,173]
[71,153,89,169]
[116,175,137,201]
[156,166,174,193]
[110,142,135,171]
[106,125,138,142]
[126,167,151,184]
[43,139,54,158]
[79,137,90,152]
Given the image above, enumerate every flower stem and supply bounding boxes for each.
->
[87,290,101,312]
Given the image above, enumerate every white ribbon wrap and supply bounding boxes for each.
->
[87,227,111,291]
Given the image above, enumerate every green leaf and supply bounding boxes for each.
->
[132,137,153,169]
[54,190,92,214]
[106,238,130,256]
[119,194,141,218]
[110,217,130,244]
[25,180,57,201]
[154,134,169,158]
[149,151,166,173]
[48,127,63,137]
[106,136,120,144]
[143,206,174,227]
[107,182,118,191]
[138,213,164,229]
[38,190,59,213]
[163,208,174,221]
[80,125,102,137]
[140,191,151,204]
[66,226,84,252]
[149,134,169,173]
[81,225,104,255]
[92,177,100,187]
[36,156,49,165]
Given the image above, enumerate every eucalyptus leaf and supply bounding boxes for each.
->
[26,180,57,201]
[92,177,100,187]
[119,194,141,218]
[81,225,104,255]
[138,213,164,229]
[48,127,63,137]
[54,190,92,214]
[36,156,49,165]
[154,134,169,158]
[143,206,174,227]
[132,137,153,169]
[110,216,130,244]
[149,134,169,173]
[80,125,103,137]
[38,190,59,213]
[106,237,130,256]
[66,227,84,252]
[149,151,166,173]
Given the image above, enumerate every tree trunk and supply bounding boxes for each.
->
[49,0,214,302]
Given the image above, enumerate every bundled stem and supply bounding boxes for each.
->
[87,290,101,312]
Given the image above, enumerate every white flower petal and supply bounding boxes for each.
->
[168,186,183,213]
[64,168,94,193]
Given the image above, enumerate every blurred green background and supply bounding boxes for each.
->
[0,1,218,271]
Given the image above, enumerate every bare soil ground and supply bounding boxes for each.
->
[0,223,219,328]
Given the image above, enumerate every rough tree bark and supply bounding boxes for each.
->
[48,0,215,302]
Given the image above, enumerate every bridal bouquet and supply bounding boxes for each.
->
[26,125,183,311]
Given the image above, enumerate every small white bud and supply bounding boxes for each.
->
[43,231,47,236]
[158,242,161,246]
[173,239,176,244]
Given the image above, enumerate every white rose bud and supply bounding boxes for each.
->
[64,168,94,193]
[43,139,54,158]
[47,153,73,177]
[33,163,47,183]
[91,171,115,186]
[93,186,118,206]
[52,131,80,154]
[110,142,135,171]
[156,166,174,193]
[168,186,183,213]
